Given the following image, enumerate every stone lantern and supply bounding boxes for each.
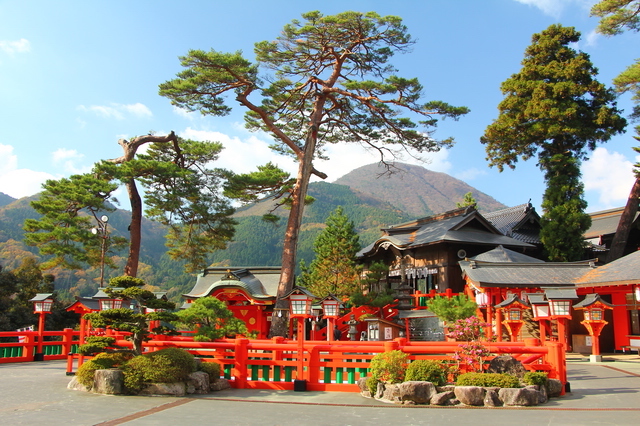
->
[495,294,528,342]
[574,294,614,362]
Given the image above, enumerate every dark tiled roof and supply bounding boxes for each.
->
[575,250,640,286]
[183,267,280,300]
[484,203,541,245]
[460,260,596,288]
[471,245,544,263]
[585,207,640,239]
[359,207,533,257]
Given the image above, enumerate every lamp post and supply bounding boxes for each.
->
[526,293,551,342]
[320,294,342,341]
[29,293,54,361]
[91,214,109,288]
[495,294,528,342]
[574,294,614,362]
[283,286,316,391]
[92,288,124,311]
[545,287,578,351]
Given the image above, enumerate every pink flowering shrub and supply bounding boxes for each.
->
[446,316,490,341]
[452,342,491,373]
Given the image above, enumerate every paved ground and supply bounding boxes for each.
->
[1,354,639,425]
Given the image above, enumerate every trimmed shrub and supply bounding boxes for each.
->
[523,371,548,387]
[199,361,221,382]
[404,360,447,386]
[76,352,132,388]
[369,350,409,384]
[366,376,380,395]
[122,348,196,393]
[456,372,521,388]
[78,336,117,356]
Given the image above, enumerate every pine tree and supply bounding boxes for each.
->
[298,207,362,299]
[539,154,591,261]
[481,24,625,261]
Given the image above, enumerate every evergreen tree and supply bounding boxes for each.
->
[481,24,626,261]
[539,154,591,261]
[298,207,362,299]
[159,11,469,335]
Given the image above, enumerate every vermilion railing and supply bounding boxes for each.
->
[65,334,566,393]
[0,329,80,363]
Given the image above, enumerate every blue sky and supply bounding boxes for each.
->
[0,0,638,214]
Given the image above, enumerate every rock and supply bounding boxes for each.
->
[375,382,385,399]
[396,381,437,404]
[187,371,210,394]
[436,385,455,393]
[381,383,402,403]
[210,378,231,391]
[537,385,548,404]
[430,391,455,406]
[484,388,502,407]
[547,379,563,397]
[93,369,123,395]
[357,377,370,396]
[498,388,540,406]
[454,386,486,406]
[486,356,527,379]
[67,376,89,392]
[139,382,186,396]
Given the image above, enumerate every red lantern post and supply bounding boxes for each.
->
[283,286,316,391]
[29,293,54,361]
[574,294,614,362]
[495,294,528,342]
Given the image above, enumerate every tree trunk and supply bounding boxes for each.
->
[123,177,142,277]
[269,131,318,337]
[608,178,640,261]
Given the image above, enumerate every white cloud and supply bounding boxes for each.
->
[585,29,600,47]
[513,0,596,18]
[455,167,488,182]
[0,144,53,198]
[52,148,89,174]
[181,127,298,175]
[173,106,196,120]
[77,103,152,120]
[0,38,31,54]
[583,147,636,210]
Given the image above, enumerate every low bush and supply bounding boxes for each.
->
[404,360,447,386]
[122,348,196,392]
[523,371,548,387]
[366,376,379,395]
[199,361,221,382]
[456,372,521,388]
[76,352,132,388]
[369,350,409,384]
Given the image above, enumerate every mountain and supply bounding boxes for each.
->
[0,163,507,302]
[0,192,16,208]
[334,163,506,217]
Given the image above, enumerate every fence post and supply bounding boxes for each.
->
[62,328,74,356]
[308,345,321,385]
[233,338,249,389]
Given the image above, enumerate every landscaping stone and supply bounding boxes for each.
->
[430,391,455,406]
[396,381,437,404]
[483,388,502,407]
[454,386,486,406]
[93,369,123,395]
[210,378,231,391]
[187,371,210,394]
[139,382,186,396]
[498,387,540,406]
[375,382,385,399]
[380,383,401,403]
[548,379,563,397]
[357,377,370,396]
[67,376,89,392]
[487,356,527,378]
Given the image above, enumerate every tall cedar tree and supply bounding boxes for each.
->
[481,24,626,261]
[592,0,640,260]
[25,133,236,278]
[158,11,469,336]
[539,154,592,261]
[298,207,361,299]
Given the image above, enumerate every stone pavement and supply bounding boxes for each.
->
[1,353,639,425]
